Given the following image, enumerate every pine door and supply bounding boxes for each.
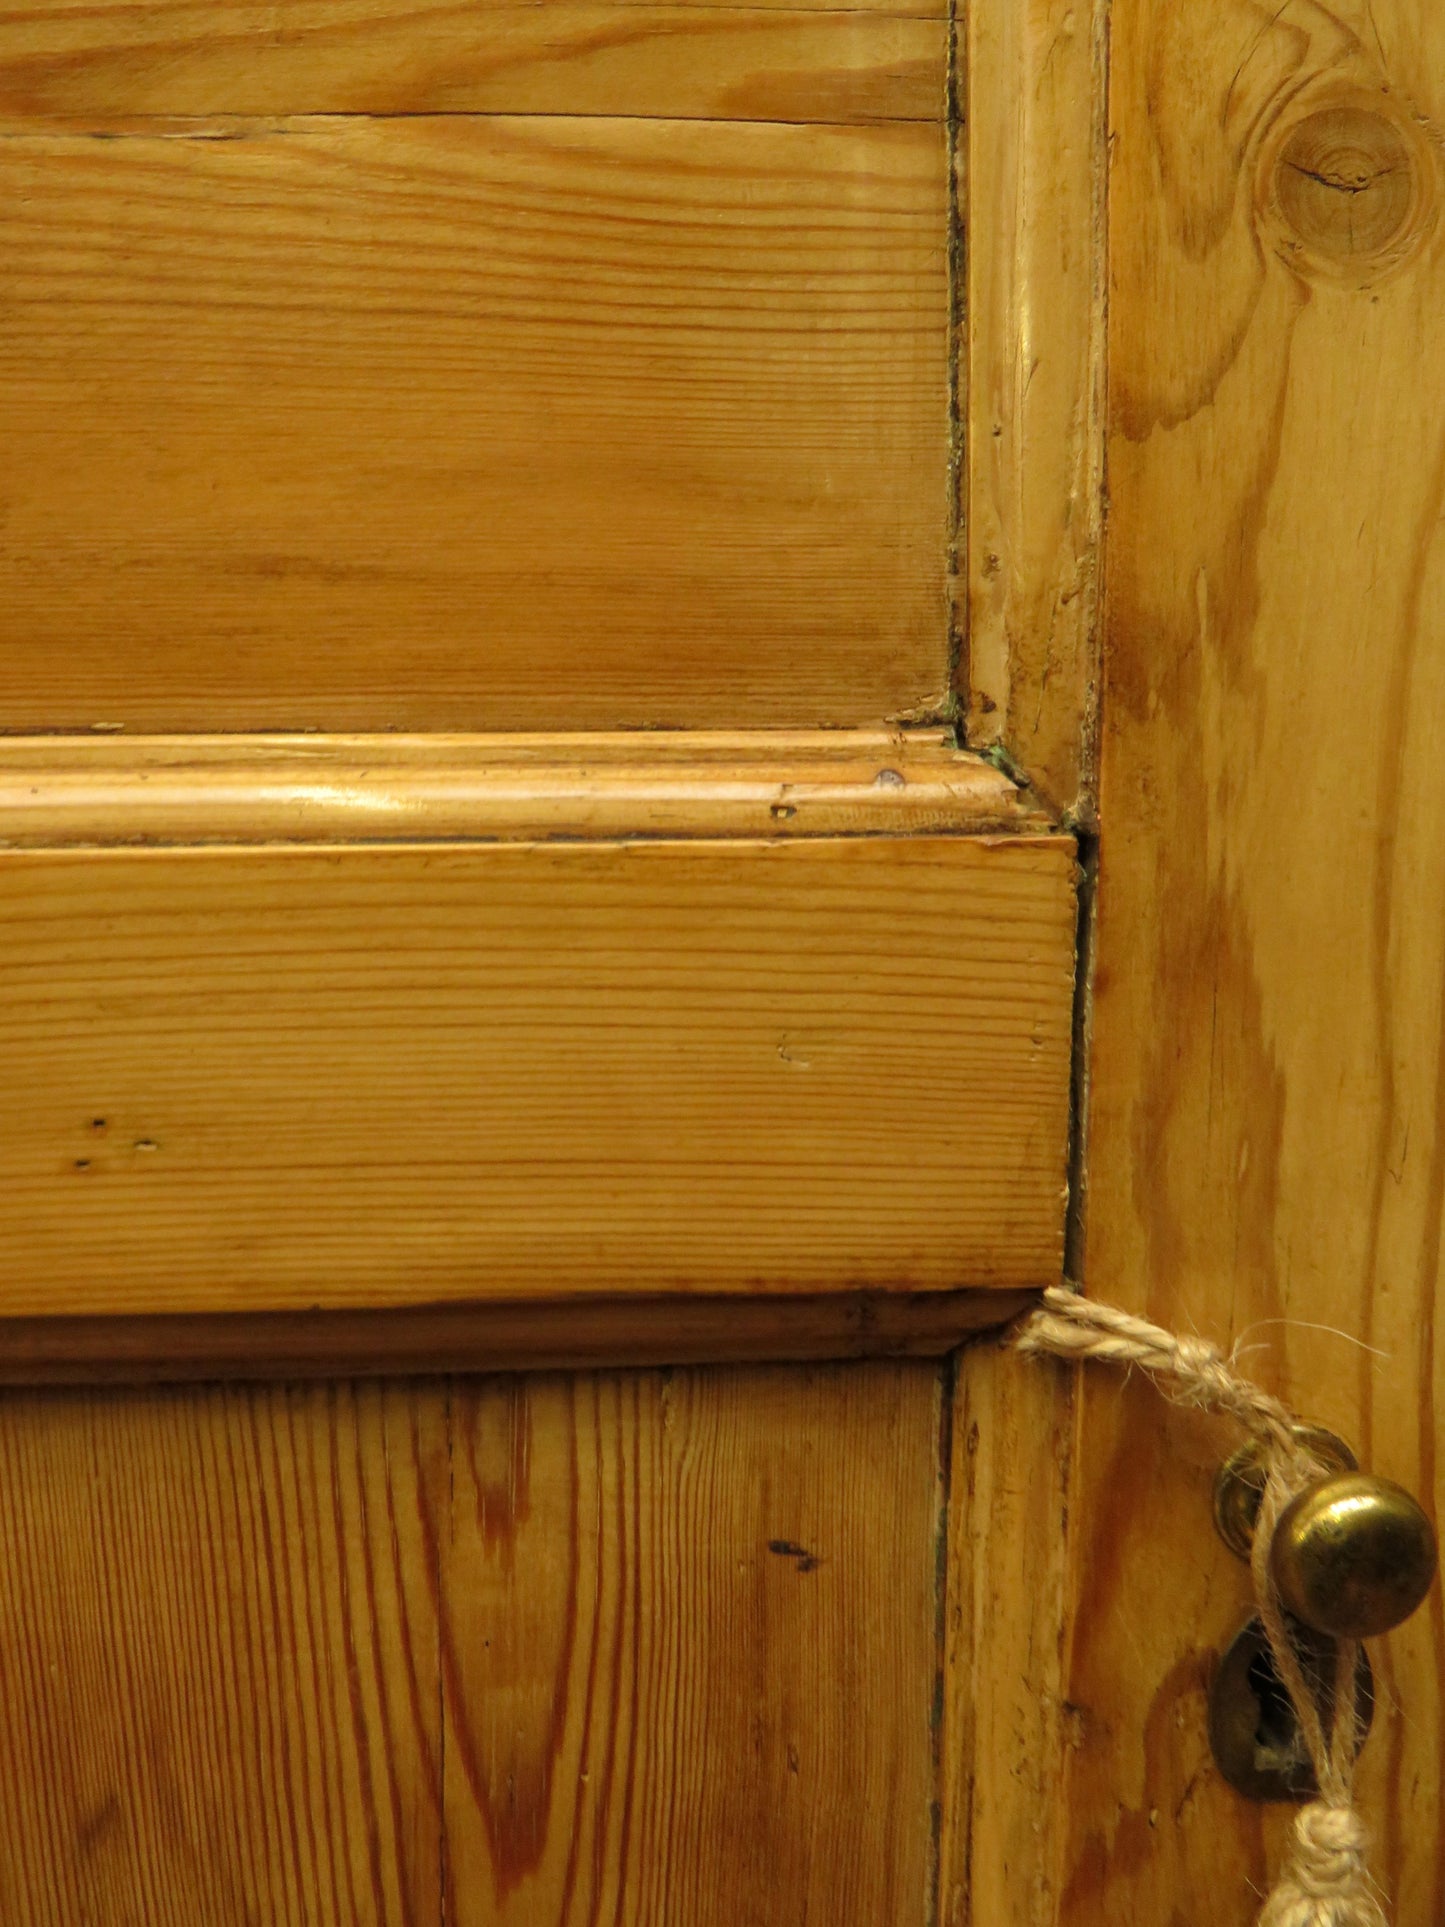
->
[0,1,1441,1923]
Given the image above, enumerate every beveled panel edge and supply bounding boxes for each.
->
[0,730,1054,846]
[0,1288,1039,1384]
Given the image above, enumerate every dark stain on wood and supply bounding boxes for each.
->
[767,1538,823,1574]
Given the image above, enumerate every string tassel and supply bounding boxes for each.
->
[1257,1804,1386,1927]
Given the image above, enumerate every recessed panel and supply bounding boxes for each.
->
[0,113,950,728]
[0,833,1075,1318]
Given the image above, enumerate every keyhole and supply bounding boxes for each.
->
[1208,1615,1375,1801]
[1246,1646,1308,1778]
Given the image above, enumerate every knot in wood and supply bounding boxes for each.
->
[1261,99,1434,286]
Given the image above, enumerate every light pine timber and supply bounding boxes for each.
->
[961,0,1106,819]
[0,1362,944,1925]
[941,10,1104,1908]
[0,1,944,124]
[1049,3,1445,1922]
[0,113,951,732]
[940,1341,1080,1927]
[0,731,1049,846]
[0,833,1077,1321]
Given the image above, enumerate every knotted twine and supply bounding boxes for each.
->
[1015,1285,1386,1927]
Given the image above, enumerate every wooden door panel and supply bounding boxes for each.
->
[0,1362,943,1925]
[0,0,1250,1920]
[0,1379,441,1923]
[0,111,949,731]
[0,786,1075,1326]
[0,0,944,122]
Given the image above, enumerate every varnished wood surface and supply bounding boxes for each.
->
[0,112,950,732]
[0,1288,1035,1383]
[0,1,943,123]
[941,1336,1078,1927]
[0,731,1045,846]
[943,12,1105,1899]
[961,0,1105,818]
[0,835,1076,1321]
[1057,2,1445,1921]
[0,1361,943,1923]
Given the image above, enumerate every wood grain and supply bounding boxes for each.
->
[0,112,951,732]
[0,834,1076,1321]
[438,1364,940,1922]
[0,1361,944,1923]
[940,1337,1079,1927]
[1058,2,1445,1920]
[0,1378,443,1924]
[961,0,1106,817]
[0,2,944,123]
[944,15,1105,1901]
[0,730,1046,847]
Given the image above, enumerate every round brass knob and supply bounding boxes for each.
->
[1271,1473,1438,1639]
[1214,1424,1357,1559]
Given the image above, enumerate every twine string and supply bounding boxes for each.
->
[1015,1286,1386,1927]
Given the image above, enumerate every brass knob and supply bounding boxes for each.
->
[1271,1473,1438,1639]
